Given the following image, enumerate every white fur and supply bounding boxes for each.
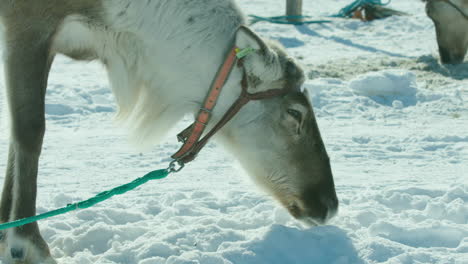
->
[53,0,310,205]
[51,0,305,206]
[52,0,291,146]
[48,0,334,216]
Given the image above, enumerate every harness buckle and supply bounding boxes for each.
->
[177,124,194,143]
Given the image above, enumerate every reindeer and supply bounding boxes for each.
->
[424,0,468,64]
[0,0,338,263]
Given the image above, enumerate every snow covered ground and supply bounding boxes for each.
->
[0,0,467,263]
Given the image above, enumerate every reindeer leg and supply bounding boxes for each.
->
[1,24,56,263]
[0,147,15,247]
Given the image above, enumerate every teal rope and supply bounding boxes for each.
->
[249,0,392,25]
[0,169,170,230]
[249,15,332,25]
[332,0,392,18]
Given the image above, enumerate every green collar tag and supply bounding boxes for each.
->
[235,47,256,59]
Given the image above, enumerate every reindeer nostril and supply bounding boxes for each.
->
[288,203,302,219]
[329,196,339,210]
[316,196,336,221]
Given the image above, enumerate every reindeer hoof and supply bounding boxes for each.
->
[10,247,24,259]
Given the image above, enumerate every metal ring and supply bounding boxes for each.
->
[167,160,185,173]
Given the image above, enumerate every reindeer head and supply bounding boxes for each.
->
[219,27,338,225]
[424,0,468,64]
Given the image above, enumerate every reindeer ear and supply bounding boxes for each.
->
[235,25,268,52]
[234,26,283,85]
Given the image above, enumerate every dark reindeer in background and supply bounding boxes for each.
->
[424,0,468,64]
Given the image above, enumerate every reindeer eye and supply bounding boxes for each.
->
[287,109,302,122]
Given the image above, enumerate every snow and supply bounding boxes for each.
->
[0,0,467,263]
[349,70,418,107]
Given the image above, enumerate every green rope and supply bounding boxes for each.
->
[249,0,393,25]
[0,169,170,230]
[249,15,332,25]
[332,0,392,18]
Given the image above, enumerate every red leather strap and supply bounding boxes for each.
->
[172,57,291,164]
[172,46,239,161]
[187,67,290,157]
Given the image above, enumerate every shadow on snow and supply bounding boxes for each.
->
[223,225,364,264]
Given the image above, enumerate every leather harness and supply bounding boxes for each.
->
[171,45,291,166]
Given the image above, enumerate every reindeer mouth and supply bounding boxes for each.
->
[300,217,323,227]
[286,203,326,227]
[284,190,338,226]
[287,203,302,218]
[439,46,465,64]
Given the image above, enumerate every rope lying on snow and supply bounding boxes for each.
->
[332,0,392,18]
[249,15,332,25]
[0,169,170,230]
[249,0,392,25]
